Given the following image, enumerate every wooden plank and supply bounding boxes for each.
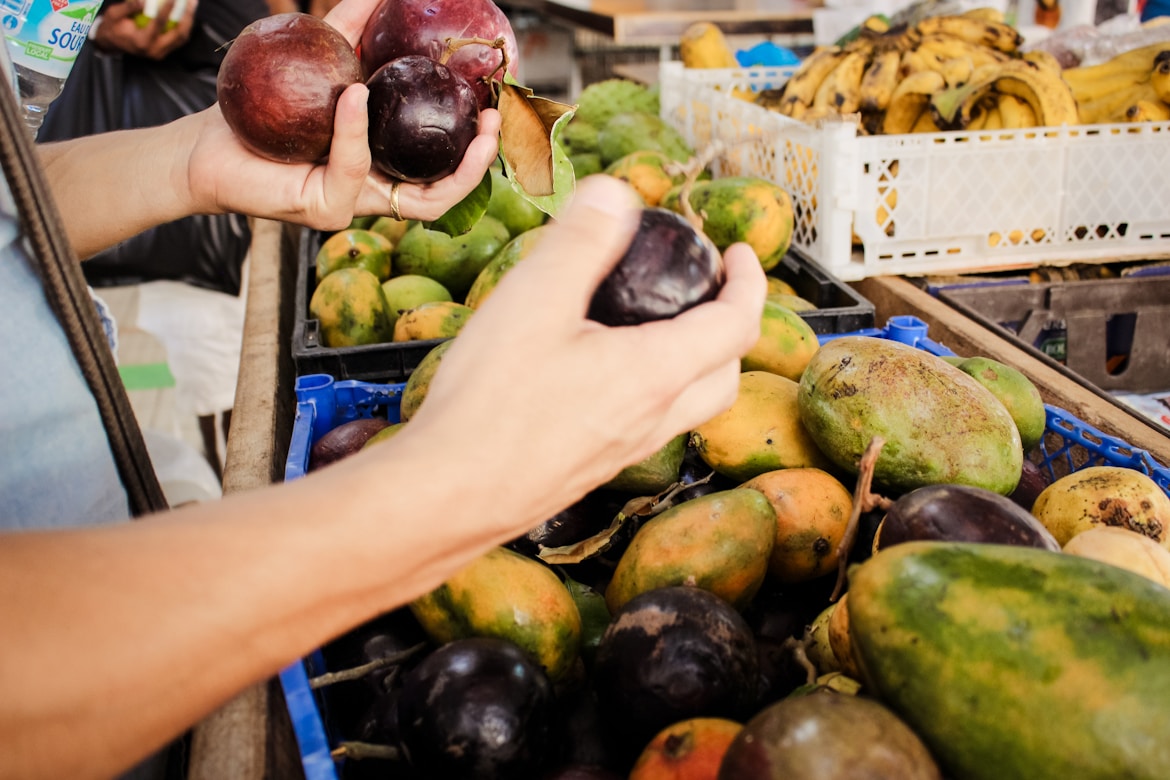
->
[853,275,1170,466]
[188,218,304,780]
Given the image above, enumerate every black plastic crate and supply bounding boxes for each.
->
[293,226,876,382]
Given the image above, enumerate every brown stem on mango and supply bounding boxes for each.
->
[782,634,819,686]
[441,35,509,106]
[331,742,401,762]
[306,642,426,690]
[665,140,728,234]
[830,436,893,602]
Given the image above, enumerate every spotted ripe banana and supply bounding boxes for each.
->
[916,34,1009,68]
[1061,43,1170,92]
[982,104,1004,129]
[1151,53,1170,104]
[1125,98,1170,122]
[962,6,1006,23]
[933,60,1077,129]
[782,47,848,110]
[1022,49,1063,75]
[821,49,868,114]
[914,15,1023,53]
[859,48,901,111]
[1078,82,1158,124]
[883,69,947,134]
[997,93,1037,128]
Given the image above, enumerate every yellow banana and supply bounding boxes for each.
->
[1125,98,1170,122]
[914,15,1023,53]
[812,57,843,109]
[916,33,1009,67]
[1022,49,1063,75]
[859,48,902,111]
[993,64,1079,127]
[782,46,847,109]
[901,47,945,77]
[967,107,990,130]
[679,22,739,68]
[963,6,1006,23]
[927,62,1001,128]
[1151,54,1170,104]
[982,104,1004,129]
[997,93,1037,128]
[1077,82,1157,124]
[883,70,947,134]
[911,109,942,132]
[1062,44,1170,90]
[1068,69,1150,105]
[825,50,868,114]
[941,56,975,88]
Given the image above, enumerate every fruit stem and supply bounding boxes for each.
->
[782,634,819,685]
[440,36,510,103]
[666,140,727,233]
[831,436,892,602]
[331,742,401,762]
[306,642,427,690]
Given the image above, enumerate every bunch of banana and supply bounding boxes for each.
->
[1063,44,1170,124]
[929,59,1079,130]
[763,8,1055,135]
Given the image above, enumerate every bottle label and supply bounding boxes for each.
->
[1,0,102,79]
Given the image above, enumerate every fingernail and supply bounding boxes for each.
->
[573,174,642,218]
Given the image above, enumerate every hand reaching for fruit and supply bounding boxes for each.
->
[90,0,197,61]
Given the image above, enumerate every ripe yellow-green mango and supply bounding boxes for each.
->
[953,356,1046,453]
[410,546,582,682]
[741,300,820,381]
[602,433,688,495]
[665,177,794,272]
[308,267,395,348]
[315,228,393,284]
[392,300,473,342]
[605,488,776,613]
[464,225,549,309]
[798,337,1023,495]
[603,149,685,207]
[400,339,454,421]
[692,371,833,483]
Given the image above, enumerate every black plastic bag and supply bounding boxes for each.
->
[38,0,270,296]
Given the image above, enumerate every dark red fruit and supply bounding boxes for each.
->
[309,417,393,471]
[588,208,725,327]
[1009,457,1053,512]
[366,55,480,184]
[396,637,555,779]
[591,586,759,754]
[217,13,362,164]
[359,0,518,111]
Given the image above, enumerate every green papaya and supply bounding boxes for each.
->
[848,541,1170,780]
[798,336,1023,495]
[604,488,776,614]
[308,267,395,348]
[410,546,582,682]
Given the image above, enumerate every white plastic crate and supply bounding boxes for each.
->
[658,61,1170,281]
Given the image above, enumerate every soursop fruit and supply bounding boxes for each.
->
[597,111,694,166]
[559,119,600,155]
[573,78,660,130]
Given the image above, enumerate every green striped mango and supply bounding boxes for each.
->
[848,541,1170,780]
[308,266,395,348]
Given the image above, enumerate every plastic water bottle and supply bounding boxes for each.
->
[1,0,102,137]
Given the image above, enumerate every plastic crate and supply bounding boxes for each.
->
[279,373,405,780]
[293,226,876,381]
[292,228,447,383]
[820,315,1170,496]
[657,61,1170,282]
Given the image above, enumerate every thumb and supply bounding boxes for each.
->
[501,174,642,316]
[321,82,371,216]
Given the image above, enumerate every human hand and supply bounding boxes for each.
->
[186,0,501,229]
[403,175,767,534]
[91,0,197,60]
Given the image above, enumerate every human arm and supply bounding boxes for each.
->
[37,0,501,259]
[0,175,766,779]
[89,0,197,61]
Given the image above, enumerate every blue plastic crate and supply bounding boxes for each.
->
[280,373,405,780]
[819,316,1170,498]
[278,333,1170,780]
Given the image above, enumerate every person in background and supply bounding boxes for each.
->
[0,1,766,778]
[39,0,271,483]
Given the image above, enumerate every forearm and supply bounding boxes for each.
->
[36,113,204,260]
[0,427,511,780]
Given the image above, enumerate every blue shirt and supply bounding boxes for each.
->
[0,178,130,528]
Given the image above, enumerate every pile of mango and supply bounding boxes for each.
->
[306,298,1170,778]
[308,78,803,354]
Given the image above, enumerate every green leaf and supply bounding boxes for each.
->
[424,170,492,237]
[497,79,577,218]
